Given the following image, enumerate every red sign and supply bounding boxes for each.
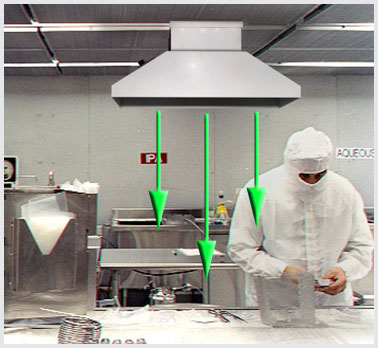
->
[140,153,168,164]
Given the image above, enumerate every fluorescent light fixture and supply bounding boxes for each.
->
[5,22,372,33]
[269,62,374,68]
[38,22,169,28]
[41,23,169,32]
[4,25,38,32]
[5,22,170,33]
[5,63,57,68]
[5,62,140,68]
[7,61,371,69]
[243,23,374,32]
[297,23,374,31]
[59,62,139,67]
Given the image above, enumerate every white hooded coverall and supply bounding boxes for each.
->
[227,127,373,306]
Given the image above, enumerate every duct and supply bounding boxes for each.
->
[112,21,301,108]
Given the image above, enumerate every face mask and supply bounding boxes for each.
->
[285,162,328,200]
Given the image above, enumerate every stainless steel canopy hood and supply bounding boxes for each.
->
[112,21,301,108]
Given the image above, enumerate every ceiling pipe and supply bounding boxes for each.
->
[21,4,63,74]
[253,4,333,57]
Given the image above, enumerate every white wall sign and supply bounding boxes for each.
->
[335,148,374,159]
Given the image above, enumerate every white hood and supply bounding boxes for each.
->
[112,21,301,108]
[284,127,333,199]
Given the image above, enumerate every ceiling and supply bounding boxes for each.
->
[4,3,374,77]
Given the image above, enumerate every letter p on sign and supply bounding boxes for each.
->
[146,153,156,163]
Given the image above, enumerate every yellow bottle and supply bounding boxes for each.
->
[214,191,229,225]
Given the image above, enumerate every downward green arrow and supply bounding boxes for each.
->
[197,113,216,279]
[149,110,168,230]
[247,111,266,226]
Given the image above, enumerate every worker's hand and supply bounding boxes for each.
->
[317,267,346,295]
[282,265,306,283]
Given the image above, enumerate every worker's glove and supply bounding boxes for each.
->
[316,267,347,295]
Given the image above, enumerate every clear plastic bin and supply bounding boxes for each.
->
[253,272,317,327]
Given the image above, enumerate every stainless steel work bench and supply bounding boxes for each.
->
[99,248,239,303]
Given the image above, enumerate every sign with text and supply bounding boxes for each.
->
[140,152,168,164]
[335,148,374,160]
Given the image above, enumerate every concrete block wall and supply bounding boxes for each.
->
[4,74,374,224]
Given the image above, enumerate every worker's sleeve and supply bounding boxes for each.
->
[334,190,374,282]
[227,187,288,277]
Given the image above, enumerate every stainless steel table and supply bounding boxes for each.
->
[99,248,239,303]
[100,248,238,269]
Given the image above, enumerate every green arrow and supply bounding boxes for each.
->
[149,110,168,230]
[247,111,266,226]
[197,113,216,279]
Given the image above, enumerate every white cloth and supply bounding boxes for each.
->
[227,128,373,307]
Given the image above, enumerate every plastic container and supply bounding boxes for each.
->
[253,272,317,327]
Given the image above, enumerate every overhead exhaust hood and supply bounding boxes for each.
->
[112,21,301,108]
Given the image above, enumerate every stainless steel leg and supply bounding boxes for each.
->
[202,272,210,304]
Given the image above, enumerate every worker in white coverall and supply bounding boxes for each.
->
[227,127,373,307]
